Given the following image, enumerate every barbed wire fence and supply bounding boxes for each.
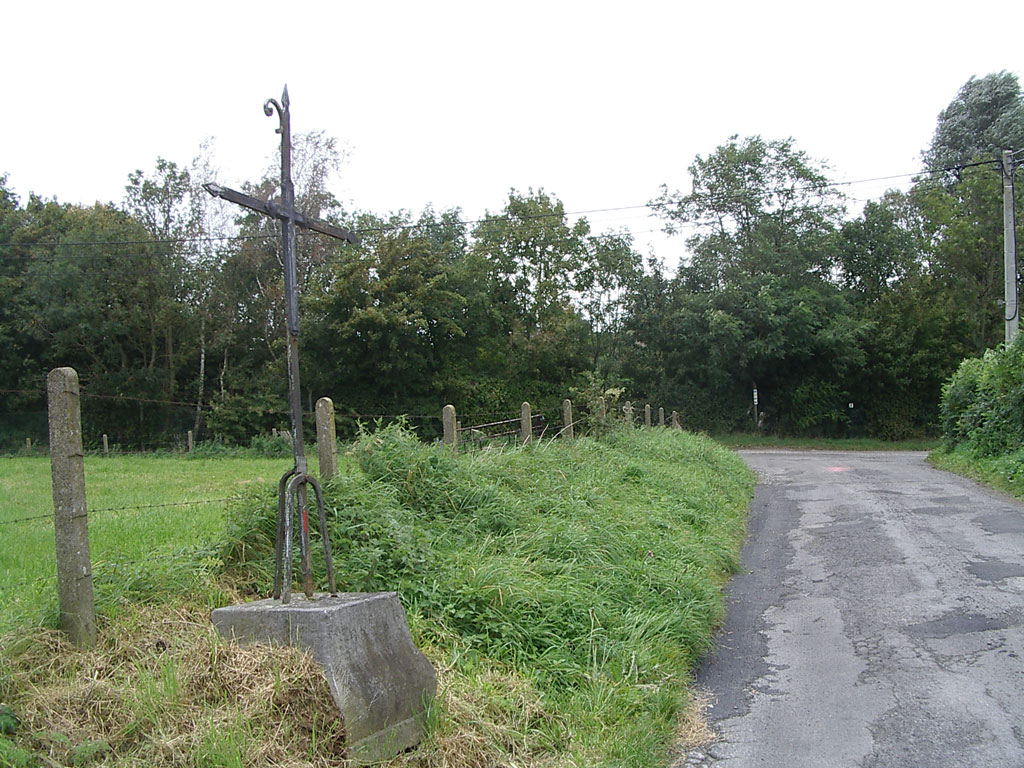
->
[0,493,248,593]
[0,382,458,456]
[2,366,680,643]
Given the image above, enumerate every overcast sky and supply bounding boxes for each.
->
[3,1,1021,266]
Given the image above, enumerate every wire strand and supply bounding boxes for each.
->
[0,156,1009,252]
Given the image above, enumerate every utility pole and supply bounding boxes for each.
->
[1004,149,1019,344]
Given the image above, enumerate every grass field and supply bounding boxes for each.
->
[0,454,318,630]
[1,429,754,767]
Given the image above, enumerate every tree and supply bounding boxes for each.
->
[0,178,41,449]
[922,71,1024,173]
[470,190,594,408]
[913,166,1012,353]
[207,130,355,427]
[838,190,921,302]
[303,209,471,424]
[652,135,845,289]
[124,158,204,242]
[909,73,1024,355]
[639,136,863,433]
[472,189,591,329]
[8,198,198,446]
[577,231,641,332]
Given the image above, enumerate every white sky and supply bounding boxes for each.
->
[3,1,1022,267]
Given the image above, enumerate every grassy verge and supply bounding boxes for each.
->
[1,427,754,767]
[714,433,940,451]
[928,445,1024,501]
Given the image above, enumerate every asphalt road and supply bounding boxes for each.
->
[676,450,1024,768]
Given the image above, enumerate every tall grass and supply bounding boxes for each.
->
[222,425,754,766]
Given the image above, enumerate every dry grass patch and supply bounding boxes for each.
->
[670,686,715,756]
[0,602,345,767]
[2,605,583,768]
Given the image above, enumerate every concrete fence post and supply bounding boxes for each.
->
[272,428,278,439]
[597,396,606,423]
[187,430,194,452]
[102,434,109,456]
[644,403,652,429]
[623,401,634,427]
[316,397,339,480]
[520,402,532,445]
[47,367,96,648]
[671,410,681,429]
[658,407,665,427]
[562,399,574,440]
[442,404,457,453]
[25,437,32,453]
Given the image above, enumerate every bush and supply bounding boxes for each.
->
[941,335,1024,455]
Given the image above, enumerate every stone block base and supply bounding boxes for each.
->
[212,592,436,763]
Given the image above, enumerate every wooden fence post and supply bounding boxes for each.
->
[671,410,681,429]
[102,434,109,456]
[644,403,652,429]
[623,401,634,427]
[563,399,574,440]
[187,430,194,452]
[316,397,339,480]
[520,402,532,445]
[47,367,96,648]
[442,404,457,453]
[597,396,606,423]
[658,407,665,427]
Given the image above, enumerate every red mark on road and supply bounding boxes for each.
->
[826,467,852,472]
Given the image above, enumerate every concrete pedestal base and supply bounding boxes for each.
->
[212,592,436,763]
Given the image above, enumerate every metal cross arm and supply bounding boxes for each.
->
[203,183,358,244]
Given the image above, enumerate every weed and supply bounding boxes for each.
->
[0,602,344,767]
[0,737,36,767]
[68,739,110,766]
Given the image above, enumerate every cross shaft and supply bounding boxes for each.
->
[205,86,355,603]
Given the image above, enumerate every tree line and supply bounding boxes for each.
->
[1,72,1022,449]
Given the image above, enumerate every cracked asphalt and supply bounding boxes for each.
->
[675,450,1024,768]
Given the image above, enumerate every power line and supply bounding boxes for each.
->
[0,157,1010,260]
[0,233,272,249]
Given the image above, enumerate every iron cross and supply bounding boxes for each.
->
[205,86,356,603]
